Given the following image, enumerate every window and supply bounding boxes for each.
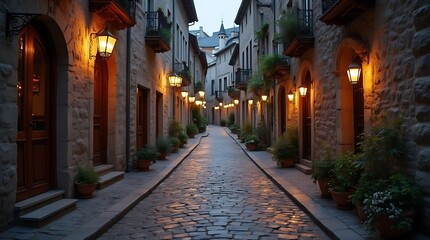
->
[211,80,215,95]
[223,77,227,91]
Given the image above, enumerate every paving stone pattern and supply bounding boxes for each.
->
[98,130,331,240]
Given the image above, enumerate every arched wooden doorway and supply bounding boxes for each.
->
[16,23,56,201]
[335,38,365,152]
[137,86,149,149]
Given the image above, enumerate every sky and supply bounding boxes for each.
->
[190,0,242,36]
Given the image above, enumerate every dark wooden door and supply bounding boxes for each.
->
[93,58,108,165]
[137,87,149,149]
[16,25,54,201]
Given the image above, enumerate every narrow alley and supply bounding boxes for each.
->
[97,126,331,239]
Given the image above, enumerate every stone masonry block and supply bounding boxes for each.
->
[417,148,430,171]
[413,30,430,57]
[415,54,430,77]
[413,4,430,31]
[414,77,430,103]
[416,105,430,122]
[414,123,430,145]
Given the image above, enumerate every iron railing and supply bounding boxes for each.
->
[296,8,313,36]
[235,69,252,85]
[146,10,171,43]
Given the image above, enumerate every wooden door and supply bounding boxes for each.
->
[302,73,312,160]
[93,58,108,165]
[16,25,54,201]
[137,87,149,149]
[279,87,286,134]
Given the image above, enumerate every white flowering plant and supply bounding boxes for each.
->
[362,173,422,232]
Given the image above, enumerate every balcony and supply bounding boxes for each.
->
[228,86,240,100]
[145,10,171,53]
[215,91,224,103]
[175,62,191,86]
[283,8,314,58]
[235,69,252,91]
[320,0,375,25]
[90,0,136,29]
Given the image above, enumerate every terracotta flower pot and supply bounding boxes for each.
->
[75,182,97,199]
[158,152,167,160]
[355,203,367,222]
[317,178,331,199]
[280,158,295,168]
[245,143,258,151]
[376,210,415,239]
[136,159,152,171]
[331,190,354,209]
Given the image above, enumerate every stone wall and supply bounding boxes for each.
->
[412,2,430,233]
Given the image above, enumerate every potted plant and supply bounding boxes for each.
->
[135,146,159,171]
[351,173,382,221]
[245,134,259,151]
[272,126,298,168]
[75,165,100,198]
[156,136,171,160]
[169,136,180,153]
[186,123,198,138]
[259,54,289,79]
[362,173,422,238]
[177,131,188,148]
[311,144,335,198]
[168,118,182,137]
[328,151,362,209]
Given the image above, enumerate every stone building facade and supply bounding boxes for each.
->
[233,0,430,234]
[0,0,203,229]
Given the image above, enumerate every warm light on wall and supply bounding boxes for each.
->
[90,28,117,59]
[287,90,294,102]
[299,85,307,97]
[347,60,361,85]
[215,106,219,110]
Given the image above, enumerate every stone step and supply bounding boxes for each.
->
[18,199,77,227]
[94,164,114,176]
[295,163,312,175]
[15,190,64,217]
[299,159,313,168]
[97,171,125,189]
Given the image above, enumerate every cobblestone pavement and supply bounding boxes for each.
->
[98,128,331,239]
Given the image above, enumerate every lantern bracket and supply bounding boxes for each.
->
[6,12,40,39]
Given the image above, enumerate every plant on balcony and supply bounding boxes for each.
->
[194,81,204,92]
[259,54,289,79]
[255,23,269,40]
[228,86,240,99]
[160,27,171,44]
[247,74,264,96]
[279,9,299,46]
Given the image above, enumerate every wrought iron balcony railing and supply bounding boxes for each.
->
[283,8,314,57]
[145,10,171,52]
[235,69,252,91]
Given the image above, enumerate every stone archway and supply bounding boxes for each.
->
[334,37,366,153]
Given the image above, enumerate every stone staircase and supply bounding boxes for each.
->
[15,190,77,227]
[94,164,125,189]
[295,159,312,175]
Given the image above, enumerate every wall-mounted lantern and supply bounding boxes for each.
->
[347,60,361,85]
[198,90,205,99]
[90,28,117,59]
[181,90,188,98]
[188,96,195,103]
[234,99,239,105]
[261,94,268,102]
[299,85,307,97]
[287,90,294,102]
[248,99,254,105]
[168,73,182,87]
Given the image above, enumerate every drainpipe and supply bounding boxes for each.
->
[125,27,131,172]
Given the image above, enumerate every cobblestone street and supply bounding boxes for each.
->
[98,128,330,240]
